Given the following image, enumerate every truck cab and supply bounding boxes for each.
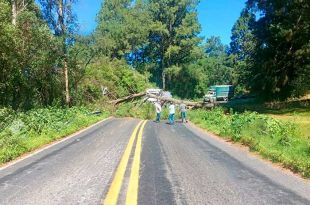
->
[204,89,217,102]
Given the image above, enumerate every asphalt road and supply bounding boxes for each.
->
[0,118,309,205]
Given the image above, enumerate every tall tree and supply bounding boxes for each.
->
[229,8,256,90]
[0,0,16,105]
[145,0,201,89]
[230,9,256,61]
[204,36,233,86]
[246,0,310,99]
[164,36,234,98]
[95,0,150,60]
[39,0,77,105]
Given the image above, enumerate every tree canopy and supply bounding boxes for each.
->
[231,0,310,99]
[0,0,309,110]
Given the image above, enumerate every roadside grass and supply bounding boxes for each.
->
[188,107,310,178]
[0,107,109,164]
[226,98,310,140]
[271,114,310,141]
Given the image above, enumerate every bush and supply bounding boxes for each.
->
[188,107,310,178]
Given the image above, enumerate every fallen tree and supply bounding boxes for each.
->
[109,92,214,108]
[109,92,146,105]
[146,94,214,109]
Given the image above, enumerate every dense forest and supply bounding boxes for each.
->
[0,0,309,110]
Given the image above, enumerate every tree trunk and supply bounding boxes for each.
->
[58,0,65,34]
[162,71,166,90]
[146,93,210,108]
[64,57,70,105]
[109,92,146,105]
[109,92,214,109]
[12,0,17,25]
[161,53,166,90]
[58,0,70,105]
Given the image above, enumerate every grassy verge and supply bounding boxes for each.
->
[0,107,109,164]
[271,113,310,141]
[226,98,310,145]
[188,108,310,178]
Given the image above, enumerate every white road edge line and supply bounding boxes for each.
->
[0,117,113,171]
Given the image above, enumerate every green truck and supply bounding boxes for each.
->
[204,85,234,102]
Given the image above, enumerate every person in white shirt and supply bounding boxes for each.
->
[154,101,162,122]
[168,103,175,125]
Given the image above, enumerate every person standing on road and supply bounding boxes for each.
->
[180,102,188,123]
[168,103,175,125]
[154,101,162,122]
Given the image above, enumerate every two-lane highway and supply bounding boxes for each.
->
[0,118,309,205]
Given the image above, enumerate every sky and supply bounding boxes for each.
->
[74,0,247,45]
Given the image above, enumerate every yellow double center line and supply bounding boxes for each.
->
[103,120,147,205]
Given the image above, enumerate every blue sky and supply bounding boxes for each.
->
[75,0,247,45]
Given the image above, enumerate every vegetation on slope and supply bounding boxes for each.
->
[188,107,310,178]
[0,107,109,164]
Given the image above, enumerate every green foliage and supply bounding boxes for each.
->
[165,63,207,99]
[0,107,108,163]
[2,0,309,110]
[204,37,234,85]
[0,0,64,109]
[189,107,310,178]
[75,57,152,104]
[136,0,202,89]
[95,0,204,92]
[165,36,234,98]
[237,0,310,99]
[95,0,151,59]
[229,8,256,89]
[115,101,155,120]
